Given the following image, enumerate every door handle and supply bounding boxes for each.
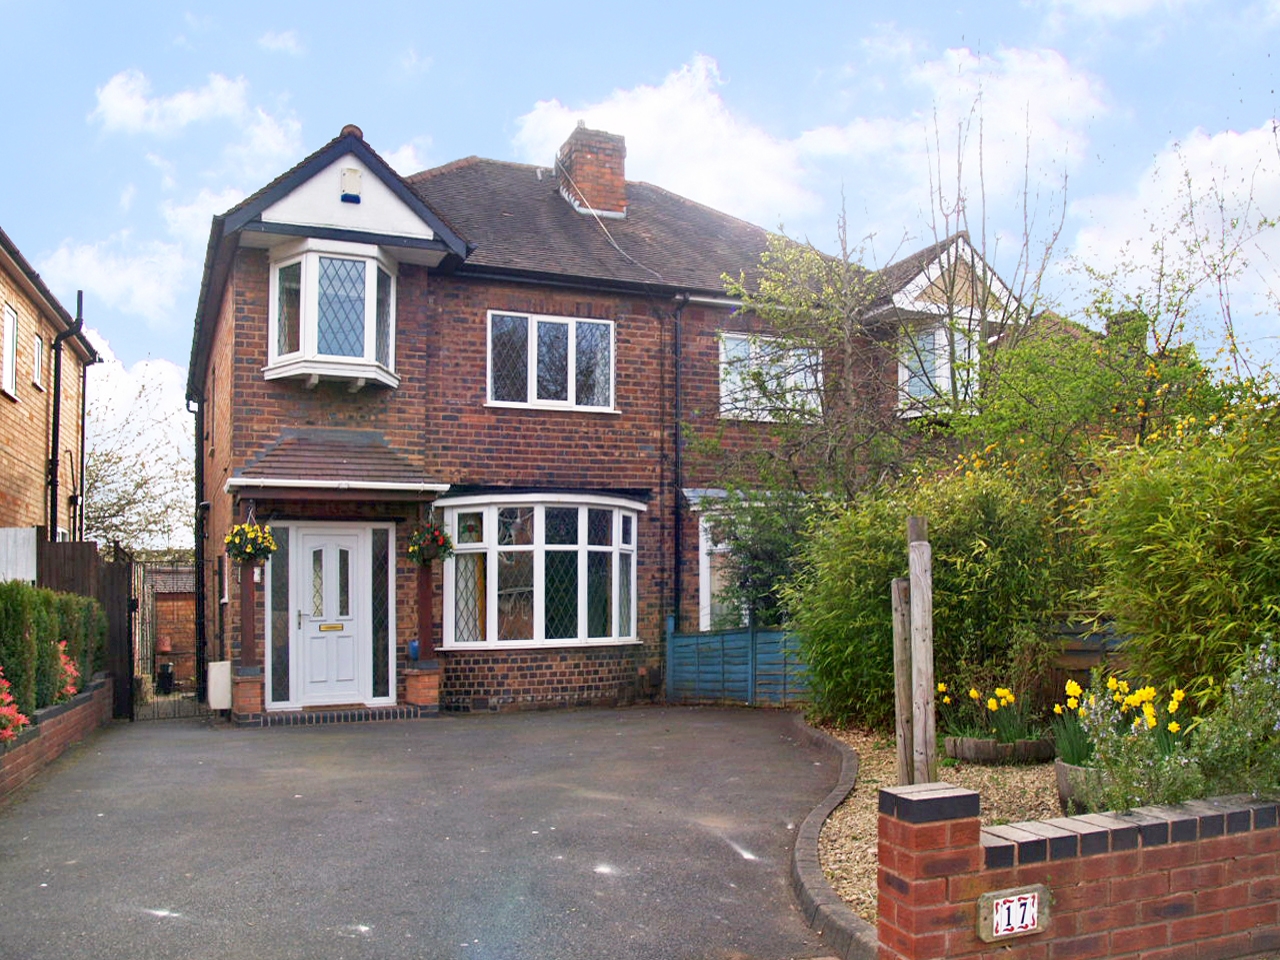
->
[297,610,302,629]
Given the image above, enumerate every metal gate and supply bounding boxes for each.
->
[665,620,809,706]
[133,562,209,721]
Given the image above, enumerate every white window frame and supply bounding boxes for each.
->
[897,321,978,416]
[265,237,400,389]
[438,493,642,649]
[697,514,746,632]
[32,332,44,390]
[1,304,16,398]
[485,310,617,412]
[718,331,821,422]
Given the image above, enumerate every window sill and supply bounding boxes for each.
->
[264,356,399,390]
[31,382,44,393]
[485,400,620,415]
[1,387,17,402]
[438,638,643,652]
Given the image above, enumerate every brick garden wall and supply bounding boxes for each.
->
[0,676,113,804]
[877,782,1280,960]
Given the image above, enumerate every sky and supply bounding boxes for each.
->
[3,0,1280,512]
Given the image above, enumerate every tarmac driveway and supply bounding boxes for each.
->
[0,706,838,960]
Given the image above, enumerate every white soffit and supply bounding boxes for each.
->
[259,155,435,241]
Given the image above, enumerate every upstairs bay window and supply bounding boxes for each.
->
[898,322,977,414]
[488,311,614,410]
[439,496,640,648]
[266,238,398,389]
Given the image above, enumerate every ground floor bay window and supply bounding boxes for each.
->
[437,495,642,648]
[264,522,395,709]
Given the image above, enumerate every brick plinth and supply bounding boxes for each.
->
[404,663,441,707]
[876,783,1280,960]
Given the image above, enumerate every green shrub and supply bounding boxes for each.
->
[0,581,37,717]
[1190,638,1280,797]
[785,467,1075,727]
[33,589,61,709]
[1083,405,1280,701]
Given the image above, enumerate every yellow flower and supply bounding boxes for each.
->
[937,682,948,694]
[943,695,952,705]
[1107,676,1118,692]
[987,697,999,712]
[1066,697,1078,710]
[1168,721,1181,734]
[1053,704,1064,715]
[1172,688,1186,702]
[1065,679,1083,698]
[1077,706,1087,718]
[1118,680,1130,695]
[969,688,981,701]
[1168,699,1179,714]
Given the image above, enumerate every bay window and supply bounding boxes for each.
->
[266,238,398,388]
[440,495,641,648]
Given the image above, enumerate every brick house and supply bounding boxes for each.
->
[0,225,96,542]
[187,123,995,722]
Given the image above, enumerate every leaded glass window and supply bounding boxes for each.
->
[269,528,291,703]
[277,262,301,356]
[338,548,351,617]
[375,267,392,367]
[317,257,366,357]
[311,549,324,617]
[371,529,389,697]
[487,312,614,409]
[443,500,638,647]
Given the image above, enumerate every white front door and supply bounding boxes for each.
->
[298,529,364,705]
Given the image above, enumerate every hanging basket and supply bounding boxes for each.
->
[408,522,454,565]
[224,522,277,565]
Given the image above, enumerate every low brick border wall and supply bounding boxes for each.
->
[0,675,113,804]
[878,781,1280,960]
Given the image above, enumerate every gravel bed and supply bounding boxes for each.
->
[817,727,1059,923]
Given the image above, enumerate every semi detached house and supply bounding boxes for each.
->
[188,123,961,723]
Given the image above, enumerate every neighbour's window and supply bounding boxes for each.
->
[488,311,614,410]
[1,303,16,398]
[440,496,641,647]
[32,333,44,390]
[898,322,977,412]
[718,332,821,421]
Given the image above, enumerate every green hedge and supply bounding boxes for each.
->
[0,581,106,716]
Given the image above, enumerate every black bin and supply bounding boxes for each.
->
[155,663,174,696]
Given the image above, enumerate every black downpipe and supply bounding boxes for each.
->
[190,398,208,703]
[77,353,94,540]
[671,296,688,633]
[48,291,85,541]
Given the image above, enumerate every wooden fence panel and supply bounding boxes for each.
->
[666,625,809,707]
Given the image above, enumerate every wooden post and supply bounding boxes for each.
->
[416,563,433,660]
[908,516,936,784]
[891,577,913,786]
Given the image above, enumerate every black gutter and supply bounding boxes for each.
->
[48,291,85,541]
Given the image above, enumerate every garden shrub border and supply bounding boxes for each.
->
[0,674,113,804]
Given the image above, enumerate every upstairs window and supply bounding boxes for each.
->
[266,238,398,389]
[32,333,44,390]
[898,322,977,413]
[1,304,16,398]
[488,311,614,410]
[718,332,821,421]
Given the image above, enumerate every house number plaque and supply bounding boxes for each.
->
[976,884,1049,942]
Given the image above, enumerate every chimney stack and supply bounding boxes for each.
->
[556,124,627,219]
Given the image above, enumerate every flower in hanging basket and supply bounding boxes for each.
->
[225,521,278,564]
[408,521,454,564]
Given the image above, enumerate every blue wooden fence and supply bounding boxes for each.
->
[665,619,810,706]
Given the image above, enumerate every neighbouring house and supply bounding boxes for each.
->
[187,122,1008,722]
[0,225,97,579]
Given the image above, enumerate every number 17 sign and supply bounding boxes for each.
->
[976,884,1050,942]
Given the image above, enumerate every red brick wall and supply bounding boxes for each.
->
[0,677,113,804]
[877,782,1280,960]
[0,258,89,533]
[556,127,627,215]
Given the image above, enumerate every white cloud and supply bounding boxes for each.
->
[1069,121,1280,358]
[39,233,186,331]
[511,51,1104,265]
[222,107,303,181]
[91,70,249,135]
[258,29,303,55]
[514,54,820,231]
[383,140,429,175]
[1044,0,1196,18]
[161,187,246,249]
